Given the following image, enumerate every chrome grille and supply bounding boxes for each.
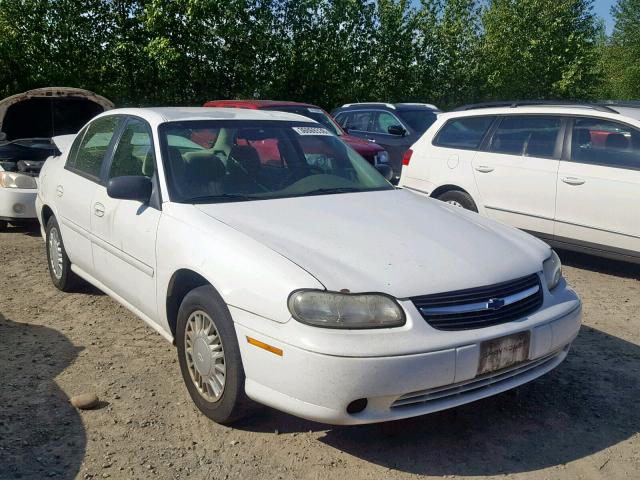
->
[412,274,543,330]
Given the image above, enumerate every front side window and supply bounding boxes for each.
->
[490,115,561,158]
[109,118,155,179]
[70,116,120,179]
[434,116,495,149]
[372,111,404,134]
[159,121,392,203]
[571,118,640,169]
[398,110,438,134]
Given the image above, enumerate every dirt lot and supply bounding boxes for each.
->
[0,225,639,480]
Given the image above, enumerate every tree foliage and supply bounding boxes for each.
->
[0,0,627,110]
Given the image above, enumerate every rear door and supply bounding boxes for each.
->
[555,117,640,259]
[90,116,162,318]
[56,116,121,274]
[472,115,563,236]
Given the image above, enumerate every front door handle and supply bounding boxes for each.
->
[94,202,105,217]
[55,185,64,197]
[561,176,586,186]
[475,165,494,173]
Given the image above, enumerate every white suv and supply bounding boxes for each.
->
[37,107,581,426]
[399,102,640,264]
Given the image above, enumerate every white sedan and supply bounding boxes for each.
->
[36,107,581,425]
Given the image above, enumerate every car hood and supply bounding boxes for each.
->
[195,189,550,298]
[341,134,383,155]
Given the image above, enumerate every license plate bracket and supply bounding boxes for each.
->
[478,331,531,375]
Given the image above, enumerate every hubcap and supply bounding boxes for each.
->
[446,200,464,208]
[184,310,226,402]
[48,227,63,280]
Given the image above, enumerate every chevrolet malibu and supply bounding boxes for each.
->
[36,107,582,425]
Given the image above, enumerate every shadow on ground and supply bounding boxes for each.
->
[0,313,86,480]
[558,249,640,280]
[239,325,639,475]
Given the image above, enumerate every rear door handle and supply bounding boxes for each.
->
[561,176,585,186]
[94,202,105,217]
[475,165,494,173]
[55,185,64,197]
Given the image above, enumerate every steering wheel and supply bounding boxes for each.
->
[279,166,324,189]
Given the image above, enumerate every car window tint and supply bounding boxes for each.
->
[373,112,402,134]
[73,116,120,178]
[398,110,437,134]
[571,118,640,169]
[343,112,372,132]
[109,118,155,179]
[434,116,495,149]
[490,115,561,158]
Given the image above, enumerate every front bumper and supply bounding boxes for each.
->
[0,187,37,221]
[233,296,582,425]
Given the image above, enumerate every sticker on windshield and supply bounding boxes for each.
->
[292,126,332,136]
[307,108,324,114]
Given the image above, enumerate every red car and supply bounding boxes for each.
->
[202,100,390,168]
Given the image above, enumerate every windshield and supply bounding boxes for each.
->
[397,110,438,134]
[159,120,392,203]
[263,106,343,136]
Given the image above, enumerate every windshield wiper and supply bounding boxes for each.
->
[187,193,257,204]
[299,187,362,196]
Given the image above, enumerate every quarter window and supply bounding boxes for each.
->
[109,118,155,179]
[571,118,640,169]
[71,116,120,179]
[434,116,495,149]
[489,115,561,158]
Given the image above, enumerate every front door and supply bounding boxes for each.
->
[472,115,563,236]
[555,117,640,258]
[90,116,162,319]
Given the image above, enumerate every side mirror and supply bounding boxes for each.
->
[388,125,406,136]
[375,164,394,181]
[107,175,152,203]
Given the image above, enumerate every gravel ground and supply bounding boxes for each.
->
[1,224,639,480]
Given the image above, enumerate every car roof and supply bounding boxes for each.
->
[437,104,640,124]
[338,102,440,111]
[94,107,315,125]
[203,99,321,110]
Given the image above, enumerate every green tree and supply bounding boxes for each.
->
[480,0,602,100]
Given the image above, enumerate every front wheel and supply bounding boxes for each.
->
[437,190,478,212]
[45,216,82,291]
[176,285,251,424]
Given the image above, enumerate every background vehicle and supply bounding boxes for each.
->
[0,87,113,230]
[331,102,441,178]
[399,101,640,264]
[37,107,580,426]
[203,100,390,168]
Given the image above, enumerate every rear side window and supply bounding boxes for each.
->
[109,118,155,179]
[490,115,561,158]
[434,116,495,149]
[338,111,373,132]
[69,116,120,179]
[571,118,640,170]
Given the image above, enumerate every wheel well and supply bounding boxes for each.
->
[41,205,54,226]
[166,269,210,340]
[430,184,468,199]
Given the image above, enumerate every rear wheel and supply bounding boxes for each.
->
[176,285,251,425]
[437,190,478,212]
[46,216,82,291]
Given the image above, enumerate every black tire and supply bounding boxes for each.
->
[45,216,82,291]
[437,190,478,212]
[176,285,251,425]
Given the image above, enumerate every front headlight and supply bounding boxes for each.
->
[0,171,37,189]
[375,150,390,165]
[288,290,405,329]
[543,249,562,291]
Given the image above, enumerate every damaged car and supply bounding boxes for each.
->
[0,87,113,231]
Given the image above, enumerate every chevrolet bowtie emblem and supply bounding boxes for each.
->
[486,298,506,310]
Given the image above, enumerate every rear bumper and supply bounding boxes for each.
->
[235,301,582,425]
[0,188,37,221]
